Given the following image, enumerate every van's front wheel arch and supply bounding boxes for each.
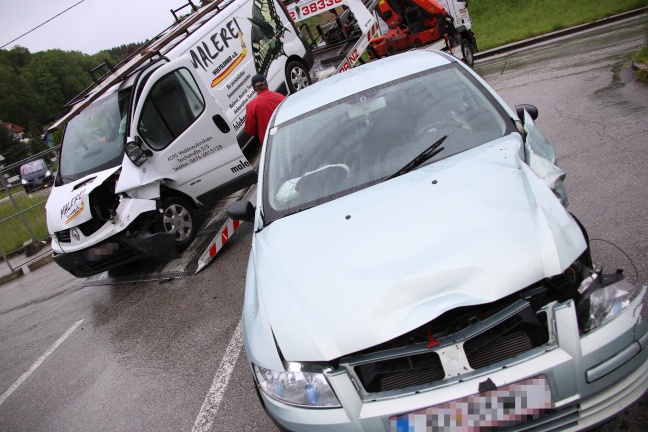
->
[158,196,197,251]
[285,60,311,93]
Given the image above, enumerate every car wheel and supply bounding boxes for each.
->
[285,60,311,93]
[461,37,474,67]
[159,196,197,251]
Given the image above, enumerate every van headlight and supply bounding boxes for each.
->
[577,270,639,332]
[253,362,341,407]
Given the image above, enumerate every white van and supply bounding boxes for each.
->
[45,0,314,277]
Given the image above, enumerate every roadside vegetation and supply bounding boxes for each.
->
[471,0,647,50]
[635,26,648,81]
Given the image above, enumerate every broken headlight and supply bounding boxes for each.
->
[577,270,638,333]
[253,362,341,408]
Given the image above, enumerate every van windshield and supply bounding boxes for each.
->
[59,89,131,183]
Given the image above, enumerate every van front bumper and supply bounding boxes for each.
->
[52,230,179,278]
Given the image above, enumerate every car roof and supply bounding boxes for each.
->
[21,159,46,168]
[274,50,454,125]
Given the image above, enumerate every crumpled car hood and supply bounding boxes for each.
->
[253,137,586,362]
[45,166,120,232]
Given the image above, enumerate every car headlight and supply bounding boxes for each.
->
[21,178,28,184]
[45,170,52,177]
[577,270,638,332]
[253,362,341,407]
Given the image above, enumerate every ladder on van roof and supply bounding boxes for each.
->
[48,0,231,132]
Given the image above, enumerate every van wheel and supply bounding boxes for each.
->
[159,197,197,250]
[286,60,311,93]
[461,38,474,67]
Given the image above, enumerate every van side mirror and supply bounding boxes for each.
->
[125,141,147,166]
[227,200,255,222]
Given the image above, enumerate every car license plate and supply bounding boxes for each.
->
[390,376,553,431]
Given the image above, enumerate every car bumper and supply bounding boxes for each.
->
[258,286,648,431]
[24,176,54,190]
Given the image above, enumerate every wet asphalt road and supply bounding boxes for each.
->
[1,14,647,432]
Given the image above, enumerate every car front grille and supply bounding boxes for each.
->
[54,218,106,243]
[355,352,445,393]
[466,329,533,370]
[346,298,549,395]
[55,230,71,243]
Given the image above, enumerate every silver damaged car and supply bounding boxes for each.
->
[228,49,648,431]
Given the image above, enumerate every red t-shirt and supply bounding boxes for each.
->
[244,90,286,146]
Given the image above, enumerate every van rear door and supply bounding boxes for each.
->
[129,57,255,204]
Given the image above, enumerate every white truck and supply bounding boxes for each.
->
[45,0,315,277]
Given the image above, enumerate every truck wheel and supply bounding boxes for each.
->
[159,196,196,250]
[285,60,311,93]
[461,38,474,67]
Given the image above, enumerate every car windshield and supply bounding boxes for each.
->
[262,63,513,223]
[58,89,131,183]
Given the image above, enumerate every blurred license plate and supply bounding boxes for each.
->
[391,376,553,431]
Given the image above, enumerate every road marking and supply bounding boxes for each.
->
[192,320,243,432]
[0,319,84,406]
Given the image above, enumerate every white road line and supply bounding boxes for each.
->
[192,320,243,432]
[0,319,84,406]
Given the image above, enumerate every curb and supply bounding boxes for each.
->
[474,7,648,61]
[632,60,648,73]
[0,252,53,288]
[0,268,24,286]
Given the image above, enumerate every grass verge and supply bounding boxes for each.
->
[634,26,648,81]
[0,191,50,254]
[470,0,648,51]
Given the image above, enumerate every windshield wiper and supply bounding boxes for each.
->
[386,135,447,181]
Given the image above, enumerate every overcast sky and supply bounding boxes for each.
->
[1,0,192,54]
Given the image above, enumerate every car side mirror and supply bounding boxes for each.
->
[515,104,538,124]
[227,200,255,222]
[125,141,147,166]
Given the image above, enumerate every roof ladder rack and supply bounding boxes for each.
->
[87,60,116,85]
[171,0,202,26]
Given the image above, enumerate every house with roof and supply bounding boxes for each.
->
[2,121,28,143]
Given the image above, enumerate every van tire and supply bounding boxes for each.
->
[159,196,197,251]
[285,60,311,93]
[461,37,474,67]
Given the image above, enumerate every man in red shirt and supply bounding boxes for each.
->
[245,74,286,146]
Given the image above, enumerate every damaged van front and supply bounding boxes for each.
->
[47,54,257,277]
[46,83,180,277]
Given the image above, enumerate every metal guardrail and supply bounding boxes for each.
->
[0,148,58,275]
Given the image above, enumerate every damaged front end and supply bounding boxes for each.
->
[344,259,644,397]
[47,169,178,277]
[251,236,648,430]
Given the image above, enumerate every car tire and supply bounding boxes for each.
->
[158,196,197,251]
[461,37,474,67]
[285,60,311,93]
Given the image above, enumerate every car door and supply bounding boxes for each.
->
[129,56,255,204]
